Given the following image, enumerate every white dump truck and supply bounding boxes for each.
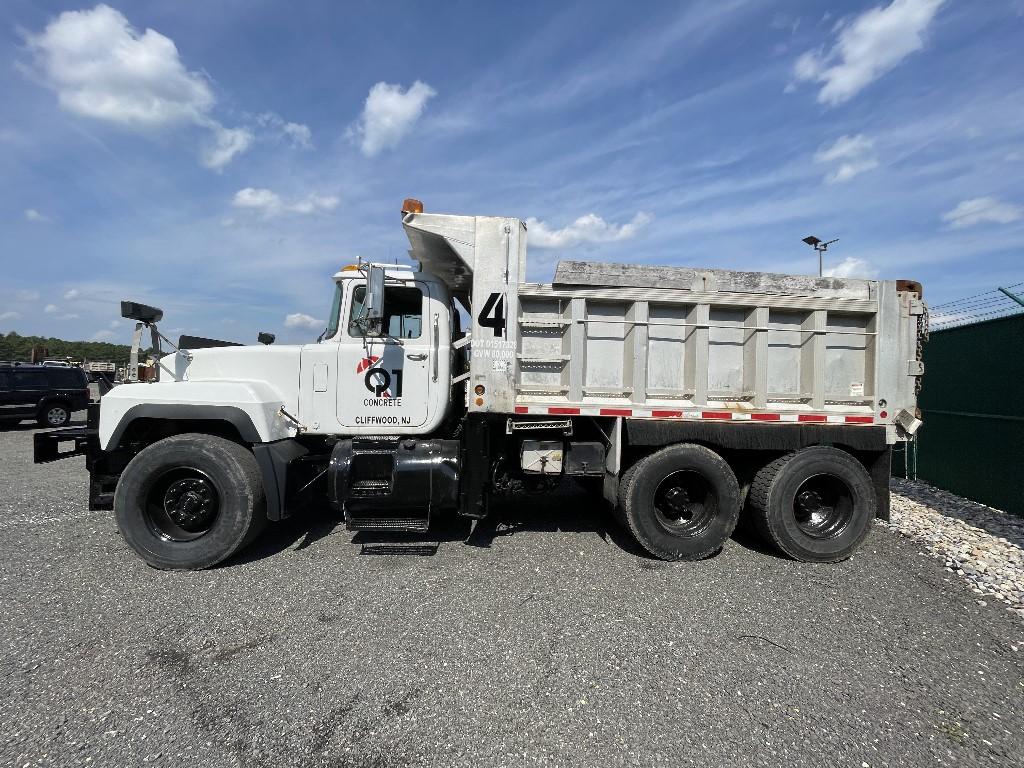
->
[35,200,927,570]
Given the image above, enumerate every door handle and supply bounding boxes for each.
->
[432,314,439,382]
[407,353,427,361]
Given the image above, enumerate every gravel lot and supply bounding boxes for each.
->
[889,480,1024,620]
[2,423,1023,768]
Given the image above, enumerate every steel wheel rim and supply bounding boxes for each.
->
[47,407,66,425]
[792,473,854,539]
[143,467,221,542]
[653,470,717,538]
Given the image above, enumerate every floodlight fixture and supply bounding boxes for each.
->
[801,235,839,277]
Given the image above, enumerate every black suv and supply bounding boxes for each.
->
[0,365,90,427]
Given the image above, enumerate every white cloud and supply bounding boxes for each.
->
[201,124,254,171]
[24,208,50,222]
[257,113,313,149]
[25,4,251,168]
[232,187,282,216]
[44,303,59,314]
[284,312,323,330]
[942,197,1024,229]
[283,122,313,149]
[57,313,80,320]
[824,257,878,279]
[793,0,944,105]
[0,311,21,321]
[90,329,115,341]
[813,134,879,183]
[17,290,40,301]
[63,288,80,300]
[232,187,339,217]
[350,80,437,157]
[526,212,653,249]
[287,194,339,215]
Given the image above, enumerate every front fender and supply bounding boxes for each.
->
[99,380,296,449]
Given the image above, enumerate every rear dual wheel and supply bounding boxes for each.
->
[618,444,741,561]
[748,446,875,563]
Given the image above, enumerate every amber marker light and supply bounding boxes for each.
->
[402,198,424,214]
[474,385,486,396]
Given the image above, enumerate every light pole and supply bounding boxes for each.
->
[802,235,839,277]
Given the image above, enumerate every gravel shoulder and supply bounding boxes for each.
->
[1,425,1022,768]
[889,479,1024,620]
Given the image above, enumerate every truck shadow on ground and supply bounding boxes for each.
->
[223,489,782,567]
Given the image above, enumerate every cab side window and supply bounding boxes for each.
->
[348,285,423,339]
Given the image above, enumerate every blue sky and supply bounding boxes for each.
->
[1,0,1023,344]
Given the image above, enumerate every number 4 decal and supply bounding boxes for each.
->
[478,292,506,337]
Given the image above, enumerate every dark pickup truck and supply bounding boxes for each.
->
[0,365,90,427]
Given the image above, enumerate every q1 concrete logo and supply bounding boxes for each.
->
[356,356,403,399]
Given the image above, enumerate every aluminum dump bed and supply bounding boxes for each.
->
[403,210,925,441]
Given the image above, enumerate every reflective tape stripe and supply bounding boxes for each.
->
[506,405,875,424]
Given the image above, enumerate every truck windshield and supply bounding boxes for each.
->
[321,284,343,341]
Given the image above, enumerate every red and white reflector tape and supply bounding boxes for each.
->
[512,405,877,425]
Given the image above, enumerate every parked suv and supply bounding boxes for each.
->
[0,365,90,427]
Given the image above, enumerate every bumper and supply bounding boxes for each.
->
[32,403,116,510]
[34,401,100,464]
[33,426,93,463]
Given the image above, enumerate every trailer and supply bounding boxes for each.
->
[34,199,926,569]
[84,361,117,374]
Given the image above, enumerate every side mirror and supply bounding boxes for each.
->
[364,265,385,332]
[257,332,276,345]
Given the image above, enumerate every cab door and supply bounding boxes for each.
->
[337,281,431,431]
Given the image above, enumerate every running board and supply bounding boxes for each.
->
[346,515,430,532]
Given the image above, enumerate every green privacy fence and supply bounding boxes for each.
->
[897,312,1024,516]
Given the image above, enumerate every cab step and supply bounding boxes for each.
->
[345,515,430,532]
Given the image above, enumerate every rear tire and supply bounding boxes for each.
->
[619,443,741,560]
[38,402,70,427]
[748,446,875,563]
[114,433,267,570]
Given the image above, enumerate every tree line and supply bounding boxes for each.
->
[0,331,138,366]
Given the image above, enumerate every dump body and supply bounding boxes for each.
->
[403,212,924,442]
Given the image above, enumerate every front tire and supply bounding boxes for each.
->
[619,444,741,561]
[748,446,876,563]
[114,433,267,570]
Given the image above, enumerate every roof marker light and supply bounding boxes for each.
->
[402,198,424,214]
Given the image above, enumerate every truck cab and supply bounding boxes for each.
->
[297,263,455,436]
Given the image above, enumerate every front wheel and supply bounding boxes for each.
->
[618,444,741,561]
[114,433,267,570]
